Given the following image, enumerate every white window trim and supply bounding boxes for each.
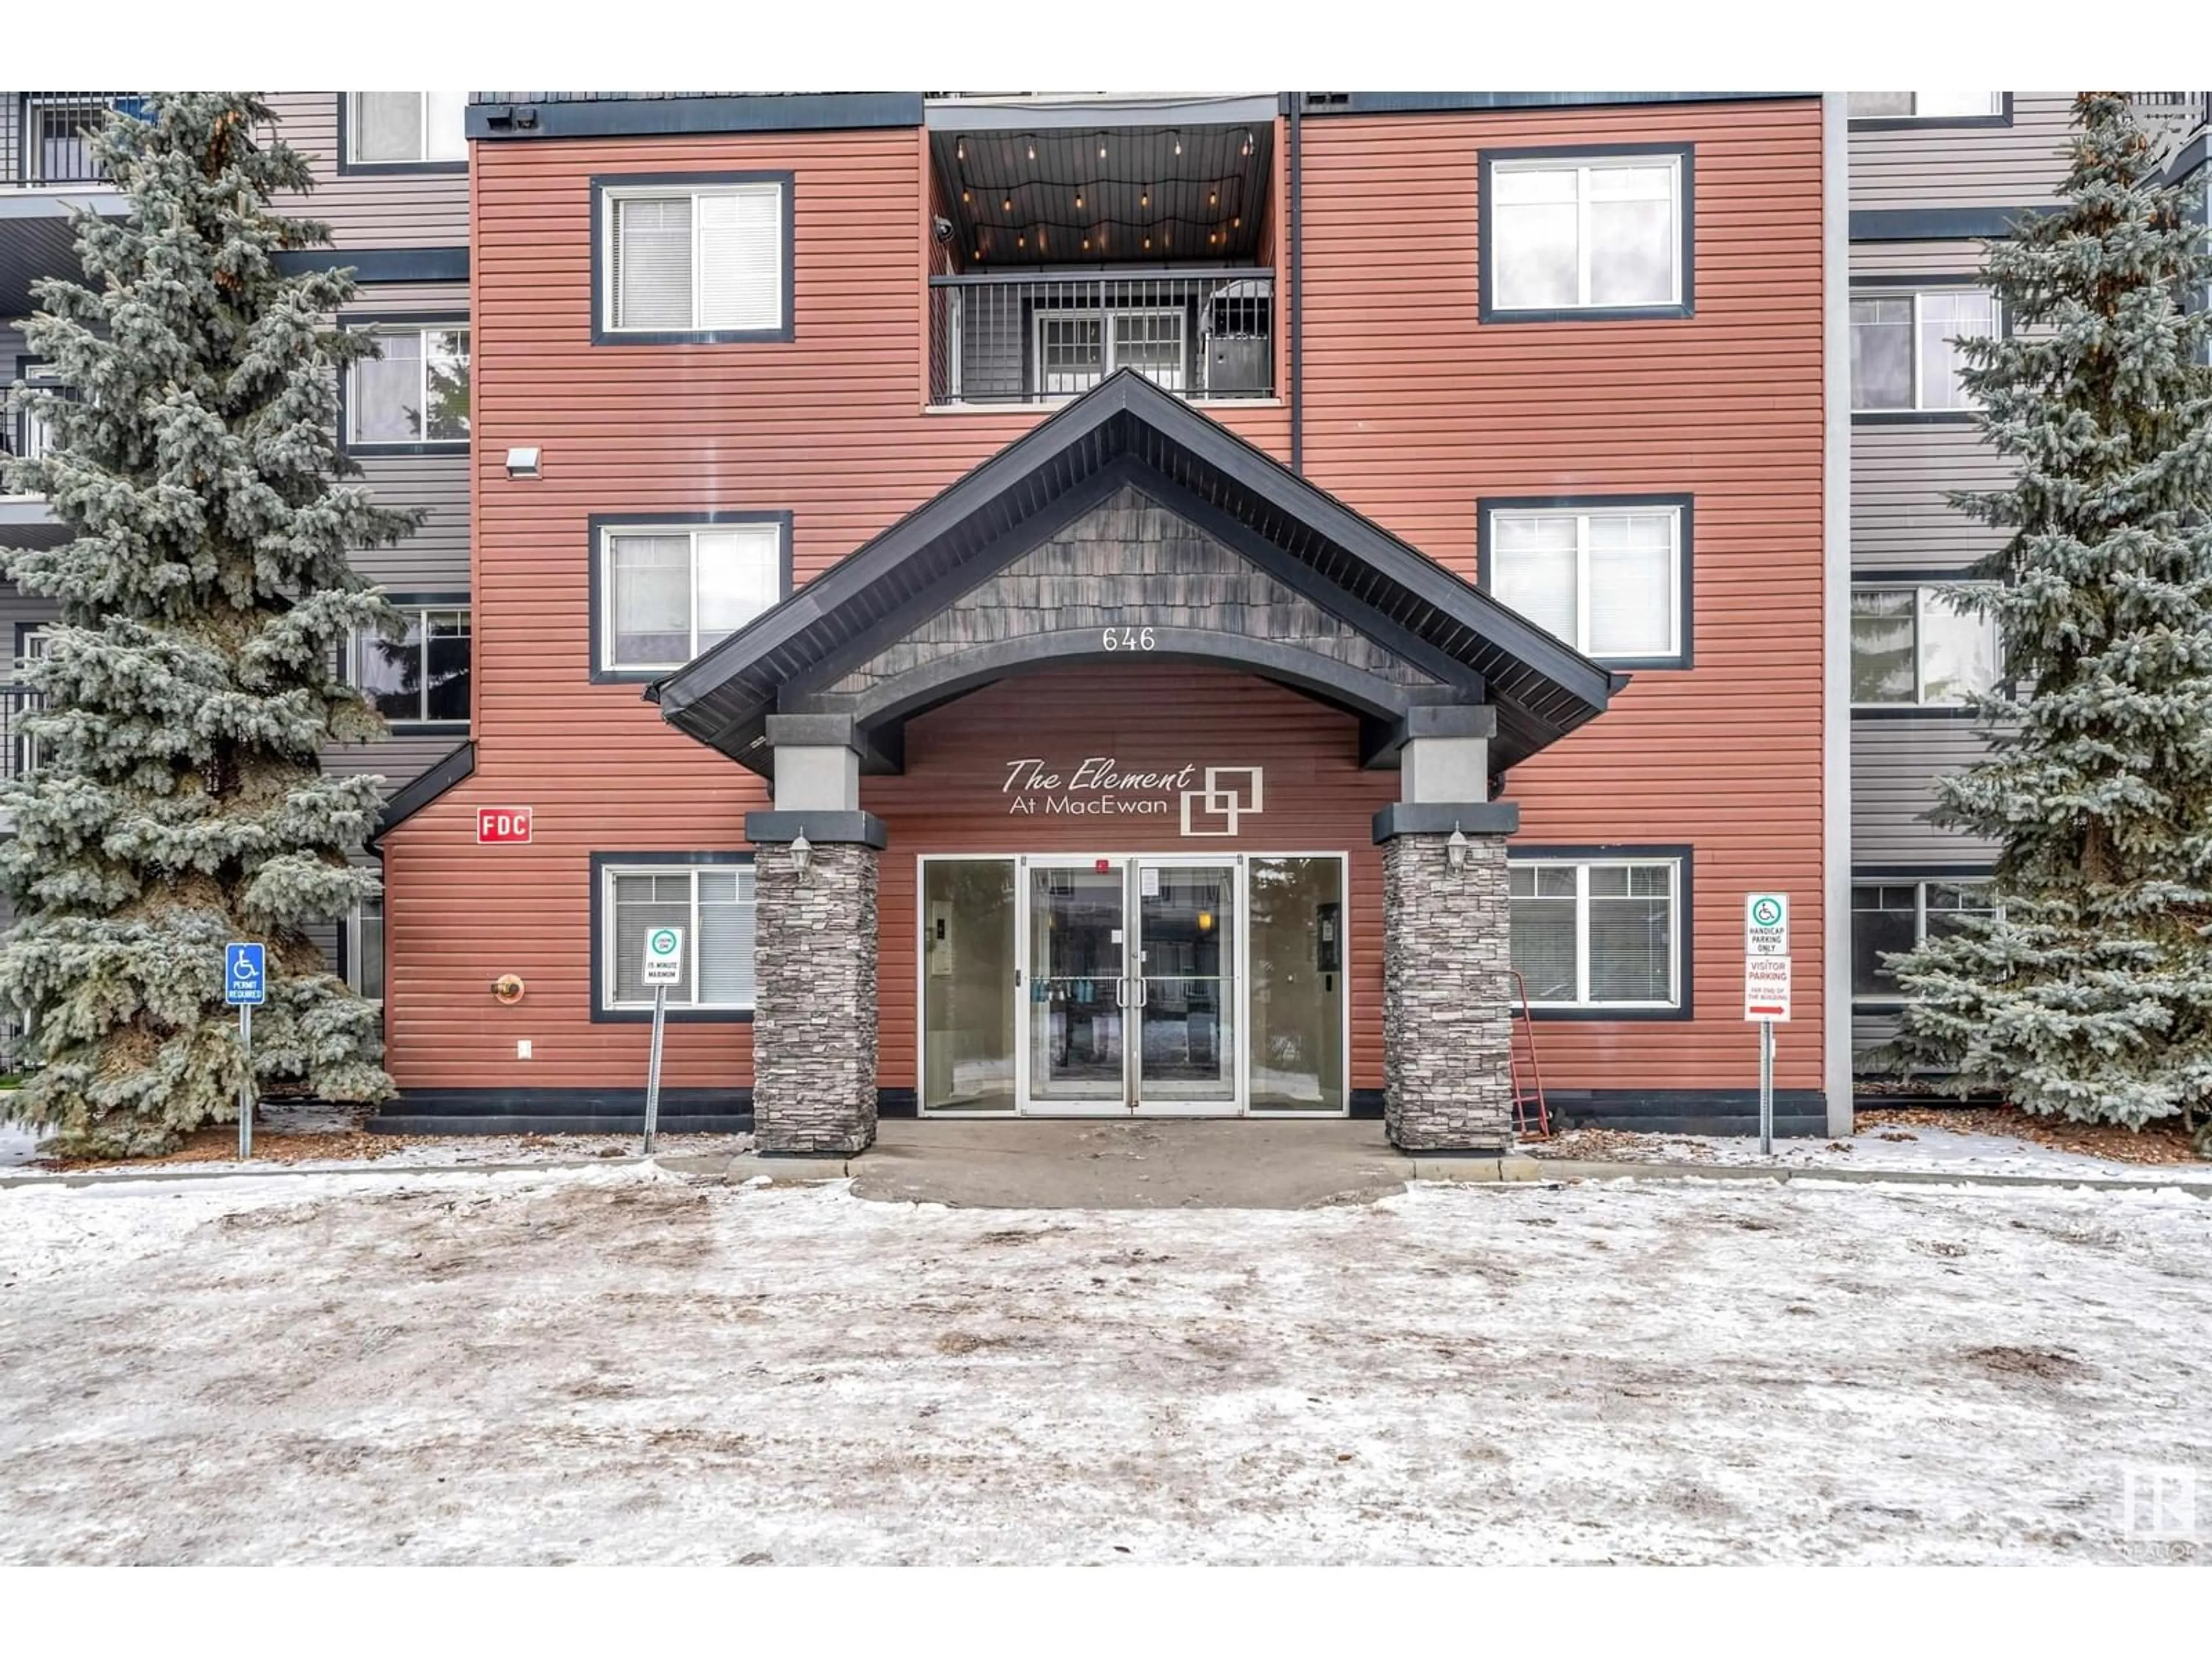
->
[345,895,385,1003]
[1848,93,2005,121]
[600,181,787,336]
[597,522,783,675]
[1850,289,1998,412]
[347,93,467,166]
[1851,876,1997,1003]
[1490,153,1685,313]
[1487,503,1683,661]
[347,324,469,448]
[353,603,471,726]
[600,863,757,1013]
[1849,582,1999,708]
[1029,305,1187,397]
[1510,856,1683,1012]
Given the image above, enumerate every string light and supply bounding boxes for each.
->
[1209,190,1218,207]
[1002,196,1013,213]
[1172,132,1183,156]
[961,190,971,204]
[1082,237,1090,251]
[956,141,965,162]
[1026,138,1036,161]
[1143,235,1152,251]
[1017,233,1025,249]
[1074,192,1084,209]
[1097,138,1107,159]
[1140,189,1150,208]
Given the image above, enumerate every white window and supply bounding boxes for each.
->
[348,325,469,445]
[354,604,470,725]
[349,93,467,165]
[1851,290,1997,411]
[7,629,48,781]
[1509,857,1682,1010]
[1850,585,2000,706]
[1847,93,2004,120]
[1488,503,1682,661]
[1032,308,1187,396]
[7,362,65,467]
[603,183,785,335]
[602,863,757,1011]
[600,522,782,673]
[346,896,385,1002]
[1490,153,1684,313]
[1853,878,1995,1000]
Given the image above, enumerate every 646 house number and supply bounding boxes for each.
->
[1102,626,1156,652]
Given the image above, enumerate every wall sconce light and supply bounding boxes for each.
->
[504,446,541,480]
[1446,824,1471,873]
[790,831,813,883]
[491,974,526,1005]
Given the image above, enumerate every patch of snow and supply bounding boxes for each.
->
[2,1165,2207,1563]
[1554,1126,2191,1183]
[0,1118,43,1169]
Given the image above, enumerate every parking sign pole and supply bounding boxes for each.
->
[1759,1018,1774,1156]
[642,983,667,1155]
[238,1002,253,1161]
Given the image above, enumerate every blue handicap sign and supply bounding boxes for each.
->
[225,942,266,1006]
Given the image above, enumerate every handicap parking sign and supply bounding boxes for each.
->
[225,942,266,1006]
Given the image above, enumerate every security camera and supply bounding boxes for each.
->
[932,214,955,244]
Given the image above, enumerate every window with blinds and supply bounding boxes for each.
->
[1509,857,1681,1010]
[604,863,757,1011]
[1487,503,1683,662]
[605,181,786,335]
[599,521,784,672]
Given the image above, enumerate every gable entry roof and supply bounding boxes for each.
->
[649,370,1621,775]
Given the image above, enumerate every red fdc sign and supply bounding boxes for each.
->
[476,806,533,844]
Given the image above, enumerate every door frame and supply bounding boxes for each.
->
[912,850,1353,1120]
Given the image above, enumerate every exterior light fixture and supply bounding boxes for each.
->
[1446,823,1471,873]
[1074,191,1084,209]
[956,141,965,162]
[504,446,541,479]
[790,831,813,884]
[1003,196,1013,213]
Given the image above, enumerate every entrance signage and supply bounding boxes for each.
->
[477,806,533,844]
[224,942,265,1161]
[1001,757,1264,839]
[1745,892,1789,957]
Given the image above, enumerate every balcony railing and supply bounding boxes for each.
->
[0,682,43,783]
[5,93,146,187]
[929,270,1275,406]
[2128,91,2212,141]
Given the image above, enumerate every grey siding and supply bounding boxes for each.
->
[1849,238,1986,278]
[1848,94,2074,210]
[264,93,470,250]
[1851,423,2012,571]
[0,581,59,649]
[324,733,465,800]
[350,454,469,590]
[1850,718,1998,863]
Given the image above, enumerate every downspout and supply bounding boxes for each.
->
[1289,93,1304,476]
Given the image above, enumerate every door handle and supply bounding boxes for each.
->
[1135,976,1149,1007]
[1115,977,1127,1008]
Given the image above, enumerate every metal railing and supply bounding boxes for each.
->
[1,683,44,782]
[5,93,146,187]
[2128,92,2212,140]
[929,269,1275,405]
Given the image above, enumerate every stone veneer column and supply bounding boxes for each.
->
[748,832,880,1154]
[1378,827,1516,1152]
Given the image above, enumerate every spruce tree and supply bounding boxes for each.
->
[1886,93,2212,1149]
[0,94,416,1154]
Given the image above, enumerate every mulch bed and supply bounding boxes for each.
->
[1522,1105,2203,1166]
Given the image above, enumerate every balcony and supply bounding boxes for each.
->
[0,681,40,783]
[929,270,1275,406]
[2,93,147,188]
[2128,91,2212,143]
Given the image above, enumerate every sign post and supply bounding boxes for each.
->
[1743,895,1791,1156]
[639,926,684,1153]
[225,942,267,1160]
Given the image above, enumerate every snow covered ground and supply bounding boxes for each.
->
[2,1164,2207,1564]
[1542,1125,2194,1182]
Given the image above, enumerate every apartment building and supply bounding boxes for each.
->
[1844,91,2211,1068]
[0,89,474,1022]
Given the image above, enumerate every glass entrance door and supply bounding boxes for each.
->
[1023,861,1128,1113]
[1130,859,1239,1114]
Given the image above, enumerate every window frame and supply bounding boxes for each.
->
[589,851,760,1023]
[341,893,386,1006]
[588,511,794,684]
[1478,143,1695,324]
[1847,93,2012,130]
[351,594,472,733]
[7,355,65,468]
[1850,871,1997,1005]
[1477,493,1694,668]
[1849,580,2001,713]
[1028,305,1190,397]
[338,92,469,175]
[1507,845,1694,1020]
[340,314,471,456]
[591,171,796,346]
[1849,282,2001,419]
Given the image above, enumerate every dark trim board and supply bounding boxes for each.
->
[1850,206,2056,242]
[1302,92,1810,117]
[1504,842,1696,1021]
[369,1088,752,1137]
[273,248,470,283]
[371,739,474,844]
[1853,862,1996,880]
[588,510,794,683]
[1478,143,1695,324]
[589,172,797,346]
[587,850,759,1025]
[1852,411,1980,427]
[469,93,924,143]
[1543,1089,1829,1137]
[1476,492,1695,669]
